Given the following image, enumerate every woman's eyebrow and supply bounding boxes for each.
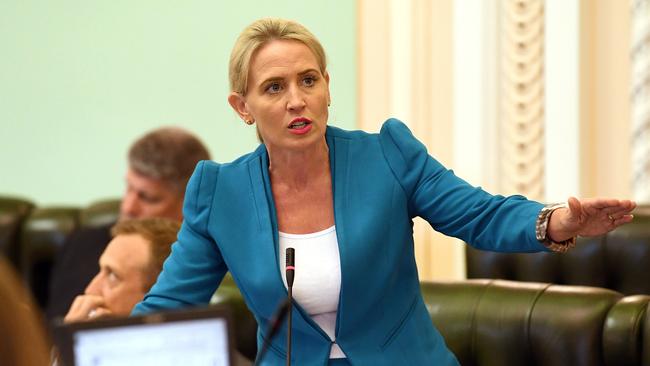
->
[259,68,320,86]
[298,68,319,75]
[260,76,283,85]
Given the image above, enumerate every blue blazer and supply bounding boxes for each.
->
[133,119,546,365]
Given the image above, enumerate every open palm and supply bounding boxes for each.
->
[562,197,636,237]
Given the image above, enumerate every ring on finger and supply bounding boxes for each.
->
[607,214,615,222]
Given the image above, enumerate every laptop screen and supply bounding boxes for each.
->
[54,306,233,366]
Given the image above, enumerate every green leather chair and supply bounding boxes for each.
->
[14,198,119,311]
[603,295,650,366]
[20,207,80,309]
[79,198,120,229]
[422,279,650,366]
[641,303,650,365]
[466,206,650,295]
[213,278,650,365]
[0,196,34,269]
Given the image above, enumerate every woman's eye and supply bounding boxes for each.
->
[266,83,282,93]
[303,76,316,87]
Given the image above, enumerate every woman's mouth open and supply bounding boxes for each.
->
[288,117,313,135]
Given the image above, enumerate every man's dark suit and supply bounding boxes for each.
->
[46,223,113,320]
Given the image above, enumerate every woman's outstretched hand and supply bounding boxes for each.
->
[547,197,636,242]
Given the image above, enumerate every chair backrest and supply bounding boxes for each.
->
[603,295,650,366]
[79,198,120,229]
[466,206,650,295]
[20,207,79,309]
[16,198,120,309]
[645,301,650,366]
[0,196,34,269]
[210,278,650,365]
[422,279,650,366]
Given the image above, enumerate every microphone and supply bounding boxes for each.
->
[285,248,295,366]
[286,247,295,288]
[254,298,289,366]
[254,248,296,366]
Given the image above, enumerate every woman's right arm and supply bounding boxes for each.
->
[132,161,228,315]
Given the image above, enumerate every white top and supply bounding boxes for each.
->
[278,226,346,359]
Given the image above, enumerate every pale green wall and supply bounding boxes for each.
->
[0,1,357,206]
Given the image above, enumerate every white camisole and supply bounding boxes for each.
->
[278,226,346,359]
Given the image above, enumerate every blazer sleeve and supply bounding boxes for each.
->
[379,118,548,252]
[132,160,228,315]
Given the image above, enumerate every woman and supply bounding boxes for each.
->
[0,256,51,366]
[134,18,635,365]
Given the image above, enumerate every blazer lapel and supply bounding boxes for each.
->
[327,131,351,340]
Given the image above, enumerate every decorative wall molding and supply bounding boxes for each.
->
[499,0,546,200]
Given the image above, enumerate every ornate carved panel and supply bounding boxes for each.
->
[500,0,545,200]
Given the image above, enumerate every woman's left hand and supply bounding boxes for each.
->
[547,197,636,242]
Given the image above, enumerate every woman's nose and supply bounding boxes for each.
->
[286,87,306,111]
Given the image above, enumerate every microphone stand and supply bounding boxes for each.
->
[285,248,295,366]
[254,299,289,366]
[253,248,296,366]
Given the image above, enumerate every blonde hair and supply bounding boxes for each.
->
[0,257,51,366]
[229,18,327,95]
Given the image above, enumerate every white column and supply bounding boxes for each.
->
[631,0,650,203]
[453,0,488,186]
[389,0,413,125]
[544,0,581,202]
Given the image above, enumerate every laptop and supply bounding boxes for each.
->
[53,305,234,366]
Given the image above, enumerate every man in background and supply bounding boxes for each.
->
[63,218,179,322]
[62,217,251,366]
[47,127,210,319]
